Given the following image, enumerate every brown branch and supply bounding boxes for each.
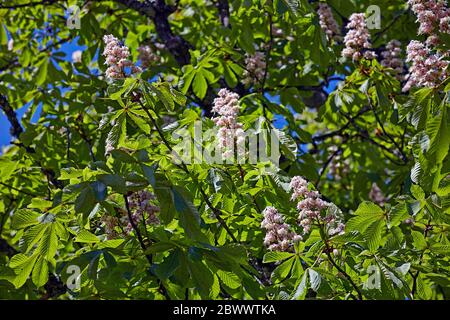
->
[0,94,23,138]
[312,106,370,142]
[123,194,171,299]
[411,218,432,299]
[115,0,191,66]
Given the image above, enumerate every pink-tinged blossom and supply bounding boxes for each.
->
[102,190,160,239]
[368,182,386,207]
[403,40,449,91]
[261,206,302,252]
[127,190,160,227]
[137,45,160,69]
[317,3,341,41]
[102,34,141,80]
[242,52,266,86]
[440,16,450,33]
[289,176,345,236]
[212,89,245,160]
[408,0,450,36]
[381,40,405,80]
[342,13,376,61]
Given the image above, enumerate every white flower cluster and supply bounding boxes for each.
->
[102,34,141,79]
[403,40,449,92]
[137,45,160,69]
[261,206,302,252]
[212,89,245,159]
[408,0,450,37]
[403,1,450,91]
[290,176,345,236]
[381,40,405,81]
[242,52,266,86]
[342,13,376,61]
[125,190,160,234]
[100,190,160,239]
[317,3,341,42]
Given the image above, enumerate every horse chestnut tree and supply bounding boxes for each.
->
[0,0,449,300]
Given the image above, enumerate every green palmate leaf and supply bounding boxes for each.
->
[0,23,7,45]
[216,270,241,289]
[426,106,449,164]
[430,244,450,255]
[98,174,127,194]
[188,260,214,298]
[154,186,175,224]
[31,257,49,288]
[291,270,308,300]
[272,257,295,282]
[192,72,207,99]
[141,164,156,187]
[75,229,100,243]
[389,203,409,227]
[24,223,48,254]
[153,86,174,111]
[106,114,126,150]
[172,186,207,242]
[0,159,18,181]
[411,230,427,250]
[75,186,96,215]
[9,254,29,269]
[35,58,49,86]
[109,78,138,100]
[12,254,38,289]
[37,224,58,259]
[417,274,433,299]
[210,275,220,299]
[365,219,385,252]
[144,242,176,254]
[308,268,321,292]
[11,209,40,229]
[347,202,385,233]
[263,251,295,263]
[152,249,181,280]
[28,198,53,210]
